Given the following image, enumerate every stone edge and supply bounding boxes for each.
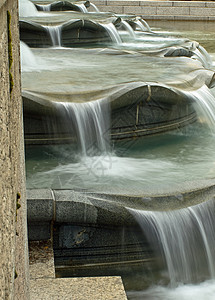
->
[92,0,215,20]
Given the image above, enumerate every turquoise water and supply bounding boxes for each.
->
[24,20,215,195]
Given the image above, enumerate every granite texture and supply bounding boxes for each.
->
[29,240,127,300]
[30,277,127,300]
[0,0,29,299]
[94,0,215,20]
[27,189,54,222]
[29,240,55,279]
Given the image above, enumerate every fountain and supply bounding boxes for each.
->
[20,0,215,298]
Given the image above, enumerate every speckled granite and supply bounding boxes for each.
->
[30,277,127,300]
[29,240,55,279]
[29,240,127,299]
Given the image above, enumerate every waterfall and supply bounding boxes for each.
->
[19,0,40,17]
[20,41,37,71]
[128,199,215,286]
[56,100,110,156]
[121,20,136,38]
[90,3,100,12]
[44,25,62,47]
[36,4,51,11]
[102,23,122,44]
[192,46,212,69]
[197,45,212,68]
[76,3,88,13]
[184,85,215,133]
[135,19,151,32]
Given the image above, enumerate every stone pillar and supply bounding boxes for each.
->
[0,0,29,299]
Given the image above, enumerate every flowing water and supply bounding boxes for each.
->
[121,20,136,38]
[19,0,40,17]
[76,3,88,13]
[128,198,215,299]
[36,3,51,11]
[90,3,100,12]
[101,23,122,44]
[44,25,62,47]
[19,4,215,297]
[55,100,110,156]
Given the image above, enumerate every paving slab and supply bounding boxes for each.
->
[30,277,128,300]
[29,240,128,299]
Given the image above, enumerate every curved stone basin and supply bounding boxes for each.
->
[22,7,215,282]
[19,9,194,49]
[23,83,197,144]
[20,19,113,47]
[21,46,215,145]
[20,11,119,26]
[35,0,90,12]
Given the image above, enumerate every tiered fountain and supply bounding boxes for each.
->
[20,0,215,298]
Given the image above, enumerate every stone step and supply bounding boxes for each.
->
[92,0,215,20]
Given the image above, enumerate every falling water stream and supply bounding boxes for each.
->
[44,25,62,47]
[121,20,136,38]
[127,199,215,299]
[55,100,110,156]
[36,3,51,11]
[19,1,215,297]
[102,23,122,44]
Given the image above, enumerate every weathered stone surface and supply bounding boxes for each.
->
[27,189,53,221]
[29,240,55,279]
[30,277,128,300]
[54,190,98,223]
[0,0,29,299]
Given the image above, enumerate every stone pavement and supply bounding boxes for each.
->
[29,240,128,300]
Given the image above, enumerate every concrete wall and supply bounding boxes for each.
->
[93,0,215,20]
[0,0,29,299]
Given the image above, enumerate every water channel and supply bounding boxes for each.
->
[20,1,215,298]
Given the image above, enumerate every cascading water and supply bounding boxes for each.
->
[198,45,213,67]
[135,19,152,32]
[20,41,38,71]
[128,198,215,286]
[101,23,122,44]
[36,4,51,11]
[193,47,212,69]
[121,20,136,38]
[20,2,215,298]
[185,85,215,133]
[44,25,62,47]
[55,100,110,156]
[19,0,40,17]
[90,3,100,12]
[76,3,88,13]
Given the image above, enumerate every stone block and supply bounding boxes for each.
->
[105,5,123,13]
[30,277,127,300]
[27,189,54,222]
[107,0,140,6]
[93,0,107,5]
[206,2,215,8]
[173,1,205,7]
[124,5,156,15]
[96,5,109,12]
[190,7,215,16]
[140,1,172,7]
[54,190,98,223]
[28,222,51,241]
[157,6,189,16]
[174,15,208,21]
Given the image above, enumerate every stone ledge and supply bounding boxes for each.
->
[29,240,127,299]
[27,179,215,240]
[93,0,215,19]
[30,277,127,300]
